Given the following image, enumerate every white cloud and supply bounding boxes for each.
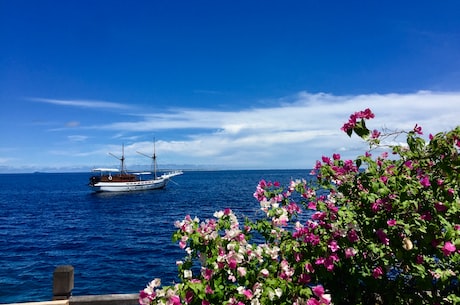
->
[84,91,459,169]
[5,91,459,172]
[67,135,88,142]
[30,98,132,110]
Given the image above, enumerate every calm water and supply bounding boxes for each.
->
[0,169,309,303]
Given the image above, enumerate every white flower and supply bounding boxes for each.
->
[214,211,224,218]
[147,278,161,289]
[260,268,269,277]
[183,269,192,279]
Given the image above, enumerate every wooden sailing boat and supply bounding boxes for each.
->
[89,141,182,192]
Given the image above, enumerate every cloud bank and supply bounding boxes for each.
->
[88,91,460,169]
[2,91,458,172]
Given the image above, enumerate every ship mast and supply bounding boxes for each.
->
[137,138,158,179]
[109,144,126,174]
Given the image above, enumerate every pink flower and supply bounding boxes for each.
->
[404,160,413,169]
[434,202,447,212]
[315,257,325,266]
[260,269,269,277]
[202,300,210,305]
[203,268,213,280]
[237,267,246,277]
[420,211,432,221]
[307,298,321,305]
[298,273,312,284]
[441,241,456,256]
[170,295,181,305]
[185,290,194,304]
[420,176,431,187]
[372,266,384,279]
[242,289,253,299]
[312,285,325,297]
[371,129,381,139]
[376,229,389,245]
[416,255,424,264]
[413,124,423,135]
[227,257,237,269]
[348,229,359,243]
[387,219,397,226]
[139,290,155,305]
[305,263,315,273]
[205,285,213,294]
[345,247,357,258]
[328,240,340,252]
[333,153,341,160]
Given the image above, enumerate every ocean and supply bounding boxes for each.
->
[0,169,309,303]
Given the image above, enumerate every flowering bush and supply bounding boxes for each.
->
[140,109,459,305]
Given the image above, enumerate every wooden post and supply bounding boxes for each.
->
[53,265,74,300]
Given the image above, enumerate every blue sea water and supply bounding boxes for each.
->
[0,169,309,303]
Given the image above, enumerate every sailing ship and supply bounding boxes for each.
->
[89,142,182,192]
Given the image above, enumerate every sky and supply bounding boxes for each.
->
[1,1,460,173]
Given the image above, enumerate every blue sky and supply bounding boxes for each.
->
[1,1,460,172]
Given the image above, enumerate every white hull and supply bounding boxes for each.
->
[91,178,168,192]
[90,171,182,192]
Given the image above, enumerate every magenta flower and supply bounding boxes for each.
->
[416,255,424,264]
[376,229,389,245]
[420,211,432,221]
[205,285,213,294]
[307,298,321,305]
[312,285,325,297]
[298,273,312,284]
[307,201,317,210]
[413,124,423,135]
[434,202,447,212]
[328,240,340,252]
[227,257,237,269]
[441,241,456,256]
[372,266,384,279]
[371,129,381,139]
[345,247,357,258]
[420,176,431,187]
[387,219,397,226]
[404,160,413,169]
[170,295,181,305]
[185,290,194,304]
[242,289,253,299]
[305,263,315,273]
[347,229,359,243]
